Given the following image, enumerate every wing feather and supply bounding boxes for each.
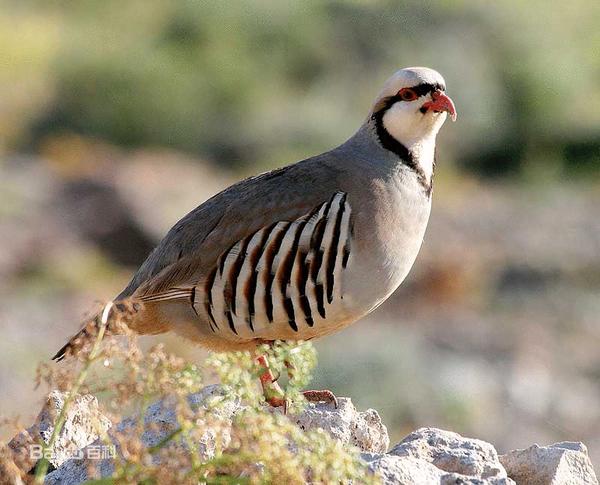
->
[118,156,345,300]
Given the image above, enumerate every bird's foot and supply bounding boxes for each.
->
[302,389,338,408]
[264,387,286,408]
[257,354,286,407]
[256,355,338,410]
[264,389,338,411]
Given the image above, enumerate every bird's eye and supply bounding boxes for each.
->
[398,88,418,101]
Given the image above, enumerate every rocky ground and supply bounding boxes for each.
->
[4,386,598,484]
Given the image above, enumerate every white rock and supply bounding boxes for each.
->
[281,397,390,453]
[140,384,242,459]
[11,387,594,485]
[44,453,114,485]
[8,391,111,472]
[364,452,515,484]
[390,427,510,480]
[362,453,446,484]
[500,441,599,485]
[42,386,388,483]
[45,385,241,484]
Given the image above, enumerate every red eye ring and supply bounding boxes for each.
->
[398,88,418,101]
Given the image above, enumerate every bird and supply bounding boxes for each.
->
[53,67,456,407]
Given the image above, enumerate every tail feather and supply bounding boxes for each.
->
[51,324,97,362]
[52,300,141,362]
[52,341,73,362]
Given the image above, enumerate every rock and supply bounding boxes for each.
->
[44,453,114,485]
[44,385,241,484]
[43,386,388,483]
[7,387,597,485]
[500,441,599,485]
[364,452,515,484]
[8,391,111,473]
[280,397,389,453]
[137,387,389,458]
[362,454,448,484]
[389,427,509,480]
[361,427,514,484]
[140,384,242,460]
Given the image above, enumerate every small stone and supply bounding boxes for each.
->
[390,427,509,480]
[8,391,111,473]
[44,453,114,485]
[362,453,446,484]
[283,397,389,453]
[363,452,514,485]
[500,441,599,485]
[45,385,243,484]
[141,384,242,459]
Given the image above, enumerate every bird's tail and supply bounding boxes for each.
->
[52,299,142,362]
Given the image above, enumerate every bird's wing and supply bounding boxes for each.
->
[119,154,347,301]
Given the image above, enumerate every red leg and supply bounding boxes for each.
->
[257,355,339,409]
[257,355,286,407]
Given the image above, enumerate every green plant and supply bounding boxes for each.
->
[26,300,377,484]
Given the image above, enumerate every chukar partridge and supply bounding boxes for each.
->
[54,67,456,406]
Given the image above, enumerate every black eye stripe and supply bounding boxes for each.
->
[376,82,446,112]
[409,82,445,97]
[378,82,445,110]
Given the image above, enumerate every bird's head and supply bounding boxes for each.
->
[370,67,456,149]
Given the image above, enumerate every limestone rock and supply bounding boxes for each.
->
[45,385,241,484]
[42,386,388,483]
[44,453,114,485]
[364,452,515,484]
[362,453,447,484]
[389,427,509,480]
[140,384,242,459]
[8,391,111,473]
[7,386,595,485]
[500,441,599,485]
[362,427,514,484]
[281,397,389,453]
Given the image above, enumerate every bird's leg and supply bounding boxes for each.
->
[284,359,339,408]
[256,355,338,409]
[256,355,286,408]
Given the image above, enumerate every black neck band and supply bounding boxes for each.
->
[371,96,432,196]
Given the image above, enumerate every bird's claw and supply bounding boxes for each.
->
[258,355,338,411]
[265,390,338,413]
[302,389,339,408]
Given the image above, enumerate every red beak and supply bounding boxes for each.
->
[422,90,457,121]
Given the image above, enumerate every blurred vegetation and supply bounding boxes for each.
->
[26,305,372,483]
[1,0,598,177]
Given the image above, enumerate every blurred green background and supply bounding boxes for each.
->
[1,0,599,464]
